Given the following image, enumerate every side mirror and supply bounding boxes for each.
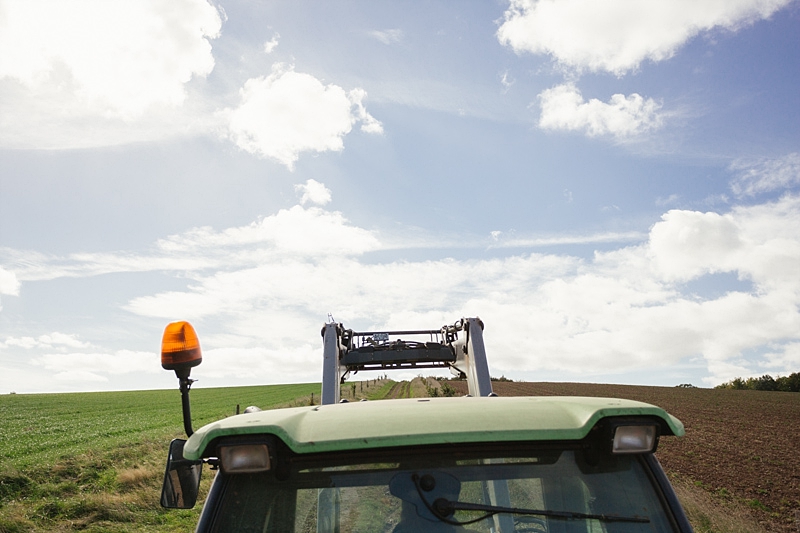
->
[161,439,202,509]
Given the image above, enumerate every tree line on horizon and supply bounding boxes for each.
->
[715,372,800,392]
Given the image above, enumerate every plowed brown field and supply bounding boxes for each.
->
[448,381,800,532]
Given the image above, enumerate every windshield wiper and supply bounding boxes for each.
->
[433,498,650,524]
[410,473,649,527]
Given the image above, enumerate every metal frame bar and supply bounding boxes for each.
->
[320,318,495,405]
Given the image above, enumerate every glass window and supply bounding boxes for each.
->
[208,446,676,533]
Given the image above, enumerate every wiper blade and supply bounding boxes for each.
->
[433,498,650,524]
[409,473,649,527]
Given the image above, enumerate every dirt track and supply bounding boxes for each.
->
[447,380,800,532]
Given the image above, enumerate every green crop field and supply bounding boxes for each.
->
[1,384,321,470]
[0,383,322,532]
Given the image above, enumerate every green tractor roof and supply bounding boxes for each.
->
[183,396,684,460]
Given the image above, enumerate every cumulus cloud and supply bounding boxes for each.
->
[4,183,800,388]
[538,83,663,137]
[497,0,791,75]
[730,152,800,196]
[114,194,800,387]
[227,65,383,168]
[648,210,744,281]
[0,0,221,119]
[648,195,800,291]
[295,179,333,206]
[263,33,280,54]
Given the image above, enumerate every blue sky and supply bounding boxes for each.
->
[1,0,800,393]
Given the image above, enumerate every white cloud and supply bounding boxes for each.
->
[3,337,38,349]
[497,0,791,75]
[179,196,800,385]
[0,266,19,310]
[263,33,280,54]
[227,65,383,168]
[33,350,160,381]
[762,342,800,369]
[154,204,379,257]
[648,195,800,291]
[3,197,380,283]
[500,70,515,92]
[117,197,800,387]
[489,231,645,248]
[648,210,744,282]
[4,182,800,388]
[367,29,404,45]
[3,332,92,350]
[730,152,800,196]
[295,179,333,206]
[0,0,221,119]
[538,83,663,137]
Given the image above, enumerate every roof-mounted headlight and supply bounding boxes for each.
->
[612,425,657,454]
[219,443,272,474]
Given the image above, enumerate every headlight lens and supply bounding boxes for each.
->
[220,444,271,473]
[612,425,657,454]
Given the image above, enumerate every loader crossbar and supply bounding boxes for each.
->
[321,318,494,404]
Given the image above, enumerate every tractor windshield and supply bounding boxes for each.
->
[204,443,678,533]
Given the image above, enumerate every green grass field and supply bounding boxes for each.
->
[0,380,398,532]
[0,383,325,532]
[1,384,322,470]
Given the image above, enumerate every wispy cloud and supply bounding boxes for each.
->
[367,29,404,45]
[730,152,800,196]
[500,70,515,92]
[2,204,381,283]
[32,350,159,383]
[3,332,91,350]
[487,231,645,248]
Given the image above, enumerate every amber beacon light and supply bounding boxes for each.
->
[161,321,203,437]
[161,321,203,377]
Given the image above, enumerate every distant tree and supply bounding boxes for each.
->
[776,372,800,392]
[752,375,777,391]
[716,372,800,392]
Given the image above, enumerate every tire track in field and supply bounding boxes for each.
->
[387,381,408,399]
